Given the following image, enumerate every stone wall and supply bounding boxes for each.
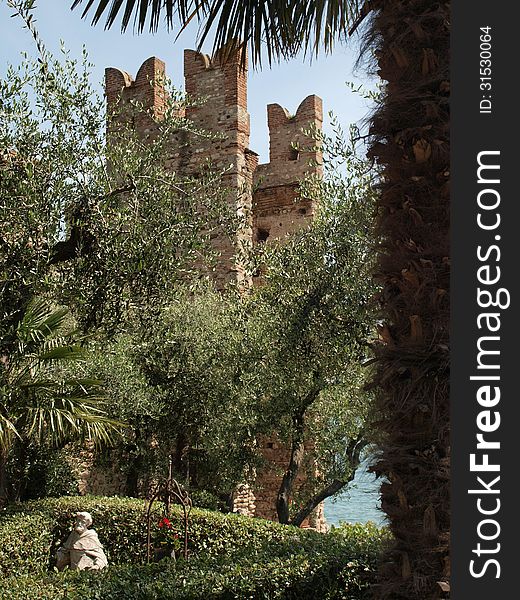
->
[66,442,127,497]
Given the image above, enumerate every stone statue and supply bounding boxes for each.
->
[56,511,108,571]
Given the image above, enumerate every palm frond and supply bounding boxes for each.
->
[37,344,86,362]
[16,377,101,391]
[292,0,362,56]
[4,298,124,454]
[8,344,85,390]
[71,0,181,31]
[71,0,362,66]
[25,393,124,447]
[17,298,70,344]
[0,413,20,455]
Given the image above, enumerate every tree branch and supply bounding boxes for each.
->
[290,433,369,528]
[49,182,136,264]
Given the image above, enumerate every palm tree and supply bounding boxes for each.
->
[0,298,123,502]
[72,2,450,597]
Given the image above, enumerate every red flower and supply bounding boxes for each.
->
[158,517,172,529]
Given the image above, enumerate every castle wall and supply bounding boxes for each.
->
[104,50,325,529]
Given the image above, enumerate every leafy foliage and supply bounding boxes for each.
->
[89,284,258,497]
[71,0,364,66]
[0,299,121,457]
[0,30,231,339]
[5,443,80,500]
[0,495,390,599]
[0,14,234,501]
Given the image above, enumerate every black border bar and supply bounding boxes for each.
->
[452,1,517,596]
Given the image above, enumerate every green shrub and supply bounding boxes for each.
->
[0,496,390,599]
[5,443,80,501]
[190,489,228,512]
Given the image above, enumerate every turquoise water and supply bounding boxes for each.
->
[324,458,387,527]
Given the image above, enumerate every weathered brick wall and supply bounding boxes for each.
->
[102,49,325,529]
[65,442,127,497]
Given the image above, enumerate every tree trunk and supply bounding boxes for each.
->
[276,381,325,525]
[276,412,306,524]
[367,1,450,598]
[173,432,188,480]
[125,428,143,497]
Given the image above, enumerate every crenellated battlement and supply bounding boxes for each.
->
[184,47,248,116]
[256,95,323,192]
[105,50,322,278]
[252,95,323,246]
[105,51,321,193]
[267,95,323,160]
[105,57,170,136]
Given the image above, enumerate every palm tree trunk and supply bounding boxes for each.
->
[367,1,450,598]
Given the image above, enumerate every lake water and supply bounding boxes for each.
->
[324,458,387,527]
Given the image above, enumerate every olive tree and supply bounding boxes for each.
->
[241,120,378,525]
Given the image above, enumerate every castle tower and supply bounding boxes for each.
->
[105,57,170,139]
[105,49,256,289]
[178,48,257,288]
[104,50,325,529]
[253,95,323,249]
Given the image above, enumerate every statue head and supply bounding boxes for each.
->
[74,511,93,535]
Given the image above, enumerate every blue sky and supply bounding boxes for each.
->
[0,0,375,162]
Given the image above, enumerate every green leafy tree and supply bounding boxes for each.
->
[74,1,450,595]
[130,284,258,498]
[1,6,235,503]
[67,243,249,502]
[247,121,376,526]
[87,121,377,525]
[80,284,258,502]
[81,333,160,497]
[0,7,232,347]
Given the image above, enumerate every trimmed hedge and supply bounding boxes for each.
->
[0,496,153,577]
[0,496,390,599]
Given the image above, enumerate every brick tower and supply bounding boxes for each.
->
[253,95,323,246]
[105,49,324,527]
